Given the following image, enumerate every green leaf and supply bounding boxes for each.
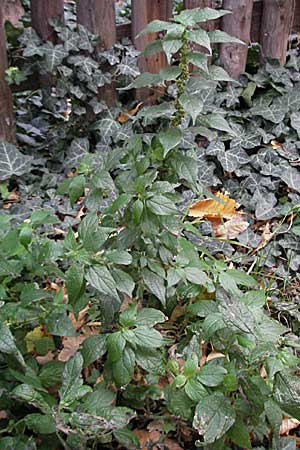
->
[146,195,178,216]
[142,268,166,306]
[106,193,132,214]
[114,428,140,450]
[0,323,26,368]
[158,128,182,158]
[274,370,300,418]
[187,52,208,73]
[193,392,235,444]
[111,268,135,297]
[135,347,165,375]
[42,43,68,72]
[119,304,138,328]
[170,153,198,185]
[197,363,227,387]
[179,93,204,125]
[138,19,173,36]
[106,250,132,265]
[69,175,85,207]
[200,113,233,134]
[46,312,77,337]
[225,269,257,287]
[112,346,135,387]
[65,264,85,306]
[107,332,126,363]
[0,141,32,181]
[131,72,161,89]
[136,308,166,327]
[208,30,244,45]
[185,379,208,402]
[185,267,210,285]
[159,66,182,82]
[81,334,107,367]
[162,37,183,63]
[183,354,198,378]
[175,7,230,27]
[132,199,143,224]
[133,326,164,348]
[86,266,119,301]
[227,420,252,449]
[186,28,211,53]
[13,384,52,413]
[25,414,56,435]
[59,353,91,407]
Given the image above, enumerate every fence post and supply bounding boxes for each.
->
[219,0,254,78]
[30,0,64,42]
[132,0,173,102]
[0,4,15,142]
[260,0,295,65]
[77,0,117,106]
[77,0,116,49]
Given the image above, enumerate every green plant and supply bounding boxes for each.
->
[1,7,300,450]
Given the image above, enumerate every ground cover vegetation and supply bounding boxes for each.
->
[1,2,300,449]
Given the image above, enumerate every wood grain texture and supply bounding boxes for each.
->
[0,3,15,142]
[220,0,254,78]
[260,0,295,65]
[30,0,64,41]
[77,0,116,49]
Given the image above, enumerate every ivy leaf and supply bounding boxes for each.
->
[0,141,32,181]
[250,104,287,123]
[291,112,300,138]
[274,370,300,419]
[158,128,182,157]
[208,65,236,82]
[193,392,236,444]
[280,168,300,192]
[142,268,166,307]
[65,138,89,168]
[59,353,91,407]
[42,43,68,72]
[86,266,120,302]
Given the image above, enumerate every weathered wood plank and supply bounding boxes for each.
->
[77,0,116,49]
[0,3,15,142]
[30,0,64,42]
[260,0,295,64]
[220,0,254,78]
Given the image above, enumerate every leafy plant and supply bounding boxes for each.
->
[1,6,300,450]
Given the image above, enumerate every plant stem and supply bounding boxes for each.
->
[171,30,190,127]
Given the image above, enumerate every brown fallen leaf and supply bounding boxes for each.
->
[280,418,300,435]
[215,215,249,239]
[0,410,8,420]
[251,222,274,256]
[58,335,86,362]
[133,429,161,450]
[189,192,240,220]
[36,351,55,365]
[118,102,143,123]
[271,140,282,149]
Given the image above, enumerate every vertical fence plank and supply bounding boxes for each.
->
[132,0,172,102]
[77,0,117,106]
[0,4,15,142]
[220,0,254,78]
[30,0,64,42]
[260,0,295,65]
[77,0,116,49]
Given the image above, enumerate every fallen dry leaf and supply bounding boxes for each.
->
[118,102,143,123]
[133,429,161,450]
[280,418,300,435]
[215,215,249,239]
[206,351,225,362]
[271,140,282,149]
[58,336,86,362]
[0,410,8,420]
[251,222,274,256]
[36,351,55,365]
[189,192,239,220]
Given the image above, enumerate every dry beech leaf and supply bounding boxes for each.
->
[280,418,300,435]
[118,102,143,123]
[36,351,55,365]
[206,351,225,362]
[271,140,282,149]
[133,429,161,450]
[215,215,249,239]
[189,192,239,220]
[58,335,86,362]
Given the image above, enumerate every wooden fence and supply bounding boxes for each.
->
[1,0,299,142]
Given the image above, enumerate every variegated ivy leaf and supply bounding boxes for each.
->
[95,118,121,138]
[254,191,278,220]
[280,167,300,192]
[117,56,140,78]
[78,24,95,53]
[69,55,98,76]
[291,112,300,138]
[249,104,287,123]
[217,145,250,173]
[208,30,244,45]
[42,43,68,72]
[0,141,33,181]
[65,138,90,169]
[19,28,43,57]
[58,28,79,52]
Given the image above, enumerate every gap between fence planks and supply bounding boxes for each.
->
[0,2,15,142]
[30,0,64,42]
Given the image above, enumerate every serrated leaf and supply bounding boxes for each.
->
[197,364,227,387]
[65,264,85,306]
[86,266,119,301]
[208,30,244,45]
[193,392,235,444]
[175,7,230,27]
[179,93,204,125]
[0,141,32,181]
[110,268,135,297]
[81,334,107,367]
[0,323,26,367]
[133,326,164,348]
[135,308,166,327]
[142,268,166,307]
[60,353,91,407]
[186,29,211,53]
[146,195,178,215]
[187,52,208,73]
[112,346,135,387]
[158,128,182,157]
